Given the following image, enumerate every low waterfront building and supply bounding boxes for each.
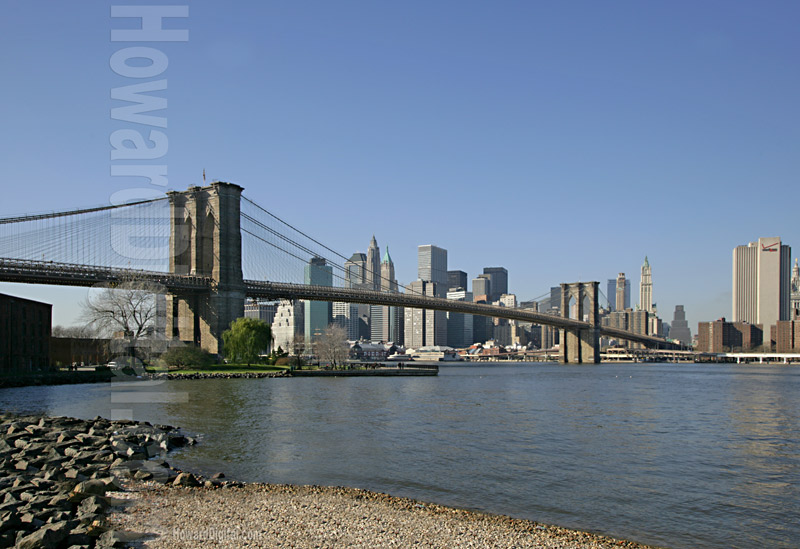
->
[50,337,111,367]
[0,293,52,373]
[775,320,800,353]
[348,341,398,361]
[697,318,763,353]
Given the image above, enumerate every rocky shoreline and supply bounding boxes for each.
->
[0,412,227,548]
[1,412,664,548]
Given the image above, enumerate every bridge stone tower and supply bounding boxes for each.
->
[559,281,600,364]
[166,182,245,355]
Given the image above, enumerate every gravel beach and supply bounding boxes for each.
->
[107,482,661,549]
[0,411,662,548]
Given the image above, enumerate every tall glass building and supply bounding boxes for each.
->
[304,257,333,345]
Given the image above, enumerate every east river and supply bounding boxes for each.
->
[2,363,798,548]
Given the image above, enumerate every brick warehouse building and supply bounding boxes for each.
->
[0,293,52,373]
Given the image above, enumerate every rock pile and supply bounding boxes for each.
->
[0,413,215,548]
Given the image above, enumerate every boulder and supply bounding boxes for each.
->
[68,480,108,503]
[16,520,71,548]
[173,472,200,487]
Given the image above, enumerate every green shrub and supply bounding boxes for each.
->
[161,346,216,369]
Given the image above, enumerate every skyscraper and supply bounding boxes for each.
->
[344,253,367,288]
[792,259,800,320]
[733,237,791,329]
[418,245,448,297]
[371,247,402,342]
[366,236,381,291]
[304,257,332,344]
[446,288,473,348]
[483,267,508,302]
[615,273,627,311]
[447,270,468,291]
[639,257,654,313]
[472,275,491,301]
[404,280,447,347]
[670,305,691,346]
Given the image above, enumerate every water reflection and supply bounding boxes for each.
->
[0,363,798,548]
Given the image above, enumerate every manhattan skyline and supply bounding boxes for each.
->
[2,2,799,331]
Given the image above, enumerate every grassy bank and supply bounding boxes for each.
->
[153,364,290,376]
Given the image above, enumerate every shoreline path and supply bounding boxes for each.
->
[108,481,661,548]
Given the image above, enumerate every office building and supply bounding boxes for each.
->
[270,299,304,353]
[472,275,491,302]
[483,267,508,302]
[639,258,654,313]
[549,286,561,313]
[405,280,447,348]
[670,305,691,346]
[607,273,631,312]
[371,248,402,342]
[244,300,278,325]
[332,301,361,340]
[791,259,800,320]
[446,288,473,348]
[733,237,792,330]
[304,257,333,344]
[344,253,367,288]
[499,294,517,308]
[418,245,448,296]
[602,309,650,348]
[448,270,468,292]
[0,293,52,373]
[366,236,381,291]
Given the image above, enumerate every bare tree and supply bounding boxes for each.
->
[317,324,349,368]
[81,279,161,339]
[80,279,164,367]
[289,333,306,369]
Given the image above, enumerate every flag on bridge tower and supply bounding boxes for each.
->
[203,169,206,183]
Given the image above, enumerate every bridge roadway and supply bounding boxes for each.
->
[0,258,676,349]
[244,280,677,349]
[0,258,211,292]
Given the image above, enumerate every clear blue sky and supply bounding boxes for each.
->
[2,1,798,332]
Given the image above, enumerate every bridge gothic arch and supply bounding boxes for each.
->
[166,182,244,354]
[559,281,600,364]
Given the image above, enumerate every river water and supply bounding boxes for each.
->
[1,362,798,548]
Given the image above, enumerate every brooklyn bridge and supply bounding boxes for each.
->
[0,182,679,363]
